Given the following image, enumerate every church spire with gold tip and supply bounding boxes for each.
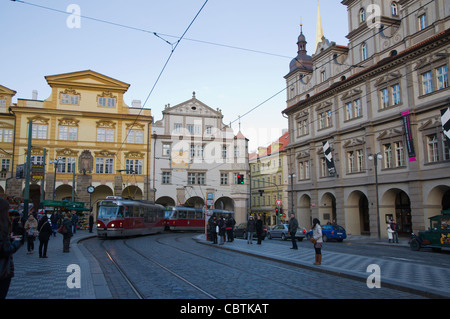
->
[315,0,324,53]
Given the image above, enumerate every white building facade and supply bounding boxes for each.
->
[151,93,249,224]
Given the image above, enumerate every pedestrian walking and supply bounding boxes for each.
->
[37,215,52,258]
[50,212,59,237]
[225,214,235,242]
[387,223,394,243]
[310,218,323,265]
[61,213,73,253]
[0,198,21,299]
[390,220,399,243]
[246,216,255,244]
[24,214,38,254]
[208,215,218,244]
[288,213,298,250]
[255,215,263,245]
[89,213,94,233]
[71,211,78,234]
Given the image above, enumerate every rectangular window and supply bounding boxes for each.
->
[427,134,439,162]
[162,171,171,184]
[418,14,427,31]
[381,88,389,109]
[162,144,171,157]
[126,130,143,144]
[125,159,143,175]
[392,84,401,105]
[59,126,77,141]
[422,71,433,94]
[56,157,76,173]
[394,142,405,167]
[187,172,204,185]
[32,124,47,139]
[174,123,182,134]
[0,128,13,142]
[95,158,114,174]
[383,144,393,168]
[98,97,115,107]
[60,94,79,105]
[436,65,448,90]
[97,128,115,142]
[220,173,228,185]
[1,158,10,173]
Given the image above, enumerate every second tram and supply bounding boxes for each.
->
[164,206,234,231]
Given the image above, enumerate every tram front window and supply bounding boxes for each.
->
[98,206,124,218]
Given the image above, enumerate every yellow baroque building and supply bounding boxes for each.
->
[3,70,152,217]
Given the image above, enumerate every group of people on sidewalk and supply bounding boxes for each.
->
[208,214,236,245]
[387,220,399,243]
[0,198,80,299]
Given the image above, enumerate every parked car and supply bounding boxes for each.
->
[267,224,306,241]
[234,222,267,240]
[306,224,347,242]
[410,209,450,251]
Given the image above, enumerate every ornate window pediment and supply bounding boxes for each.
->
[96,120,116,129]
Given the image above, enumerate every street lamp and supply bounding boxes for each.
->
[368,153,382,239]
[49,158,60,201]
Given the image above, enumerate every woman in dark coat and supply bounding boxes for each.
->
[38,215,53,258]
[255,215,263,245]
[0,198,21,299]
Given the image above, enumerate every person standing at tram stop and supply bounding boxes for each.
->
[209,214,218,244]
[226,214,235,242]
[0,198,22,299]
[62,213,73,253]
[311,218,323,265]
[255,215,263,245]
[246,215,256,244]
[24,214,38,254]
[288,213,298,250]
[37,215,52,258]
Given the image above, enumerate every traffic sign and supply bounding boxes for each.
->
[276,200,282,206]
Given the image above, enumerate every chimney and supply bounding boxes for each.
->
[32,90,38,100]
[132,100,142,108]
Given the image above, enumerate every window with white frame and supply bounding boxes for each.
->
[59,126,77,141]
[382,141,405,169]
[296,116,309,137]
[125,159,143,174]
[426,134,439,163]
[359,8,365,23]
[98,97,115,107]
[318,109,332,130]
[220,173,228,185]
[0,128,13,143]
[391,2,399,16]
[422,71,433,95]
[436,65,448,90]
[222,145,227,158]
[95,158,114,174]
[60,94,79,105]
[187,172,205,185]
[1,158,10,173]
[126,130,143,144]
[30,156,44,165]
[56,157,76,173]
[162,143,171,157]
[345,98,362,121]
[379,83,401,109]
[361,42,368,60]
[32,124,47,139]
[297,160,310,180]
[162,171,171,184]
[97,128,115,142]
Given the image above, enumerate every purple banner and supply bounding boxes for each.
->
[402,110,416,162]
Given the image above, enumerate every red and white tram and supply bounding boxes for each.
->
[163,206,234,231]
[97,197,165,237]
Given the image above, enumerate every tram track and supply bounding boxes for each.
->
[152,234,327,299]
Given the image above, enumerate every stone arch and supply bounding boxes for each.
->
[346,190,369,236]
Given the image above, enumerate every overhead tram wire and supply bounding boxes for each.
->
[11,0,291,59]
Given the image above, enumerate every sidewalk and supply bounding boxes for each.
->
[6,230,111,299]
[194,234,450,299]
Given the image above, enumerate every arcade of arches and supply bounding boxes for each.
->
[295,185,450,238]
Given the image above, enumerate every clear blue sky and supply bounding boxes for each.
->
[0,0,348,151]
